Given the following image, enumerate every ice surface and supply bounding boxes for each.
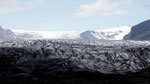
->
[12,26,131,40]
[0,40,150,76]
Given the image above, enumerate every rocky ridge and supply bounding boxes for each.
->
[124,19,150,40]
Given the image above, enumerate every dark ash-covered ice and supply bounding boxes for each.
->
[0,39,150,76]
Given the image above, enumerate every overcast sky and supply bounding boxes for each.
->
[0,0,150,31]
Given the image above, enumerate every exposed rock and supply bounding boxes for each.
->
[124,19,150,40]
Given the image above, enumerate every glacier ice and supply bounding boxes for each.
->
[0,40,150,77]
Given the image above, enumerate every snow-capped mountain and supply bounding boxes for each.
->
[80,30,107,40]
[0,26,17,41]
[97,26,131,40]
[12,26,131,40]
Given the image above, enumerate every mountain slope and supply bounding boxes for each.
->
[0,26,17,41]
[98,26,131,40]
[124,19,150,40]
[80,30,107,40]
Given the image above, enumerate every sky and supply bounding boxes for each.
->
[0,0,150,31]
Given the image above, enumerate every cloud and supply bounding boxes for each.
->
[145,4,150,10]
[0,0,44,14]
[73,0,133,18]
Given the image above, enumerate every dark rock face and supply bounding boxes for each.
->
[0,40,150,84]
[124,19,150,40]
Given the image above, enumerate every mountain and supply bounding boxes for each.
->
[124,19,150,40]
[98,26,131,40]
[80,26,131,40]
[0,26,17,41]
[80,30,107,40]
[12,26,131,40]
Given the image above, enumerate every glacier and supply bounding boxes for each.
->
[0,39,150,84]
[12,26,131,40]
[0,40,150,74]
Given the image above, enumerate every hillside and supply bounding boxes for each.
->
[124,19,150,40]
[0,26,17,41]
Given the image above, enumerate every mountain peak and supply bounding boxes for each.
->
[0,26,17,41]
[80,30,107,40]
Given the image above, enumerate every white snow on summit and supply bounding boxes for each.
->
[80,30,107,40]
[97,26,131,40]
